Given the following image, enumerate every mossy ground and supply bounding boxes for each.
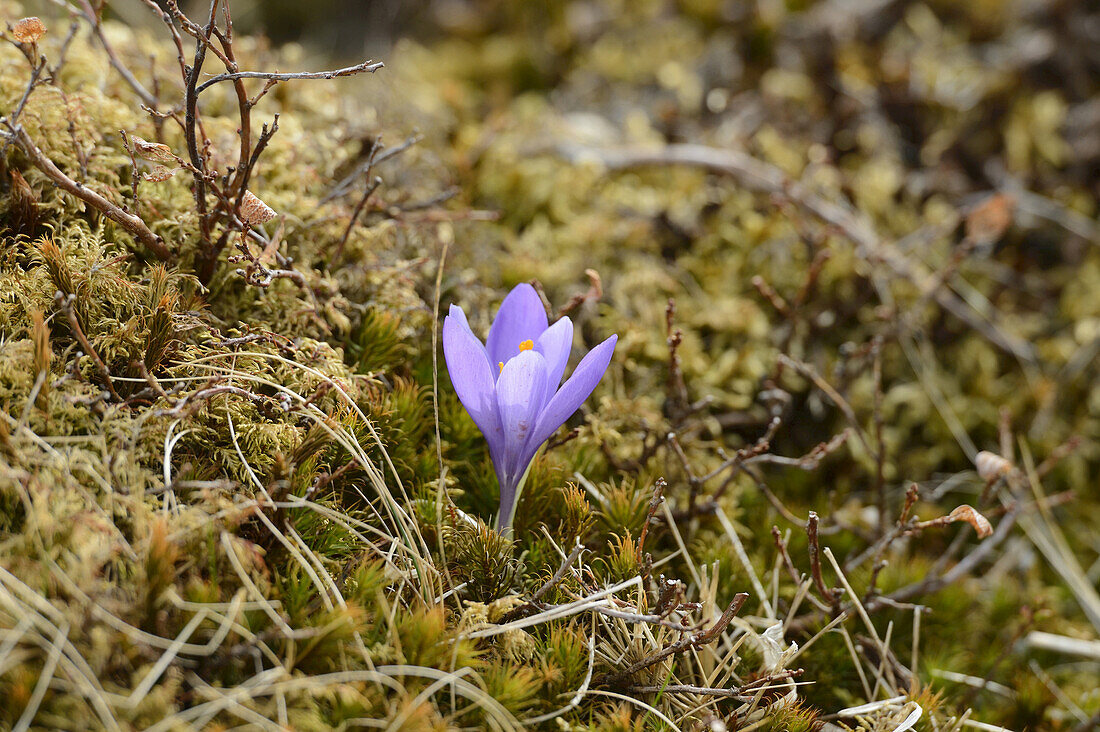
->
[1,0,1099,729]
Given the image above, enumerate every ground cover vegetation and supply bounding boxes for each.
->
[0,0,1098,729]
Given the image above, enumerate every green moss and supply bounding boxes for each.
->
[2,0,1099,727]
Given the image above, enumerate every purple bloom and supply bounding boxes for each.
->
[443,283,617,530]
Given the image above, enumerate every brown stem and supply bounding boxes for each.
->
[10,126,169,260]
[179,0,219,247]
[333,174,382,263]
[636,478,667,571]
[771,526,803,587]
[57,293,121,402]
[211,15,250,199]
[863,506,1020,612]
[77,0,157,107]
[807,512,842,610]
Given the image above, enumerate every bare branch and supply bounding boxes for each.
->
[76,0,158,107]
[55,292,121,403]
[324,133,422,202]
[195,60,384,95]
[808,512,843,610]
[7,125,170,260]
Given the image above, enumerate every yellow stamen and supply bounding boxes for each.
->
[500,341,535,373]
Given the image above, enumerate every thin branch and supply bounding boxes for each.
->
[199,116,280,283]
[210,8,250,199]
[56,292,121,403]
[0,51,47,158]
[531,544,585,603]
[195,60,384,94]
[7,126,169,260]
[778,354,875,458]
[138,0,187,80]
[176,0,219,246]
[636,478,666,565]
[76,0,158,107]
[236,115,278,203]
[324,133,422,203]
[557,269,603,318]
[807,512,842,610]
[333,175,382,262]
[864,505,1020,612]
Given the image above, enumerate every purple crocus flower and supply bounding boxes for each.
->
[443,283,617,530]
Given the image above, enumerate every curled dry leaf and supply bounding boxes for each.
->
[142,165,175,182]
[130,136,177,164]
[976,450,1013,482]
[12,17,46,44]
[240,190,277,226]
[947,504,994,538]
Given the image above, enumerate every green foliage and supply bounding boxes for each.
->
[752,702,822,732]
[594,477,651,537]
[2,0,1099,728]
[480,662,541,716]
[349,307,407,374]
[593,532,642,584]
[444,518,522,602]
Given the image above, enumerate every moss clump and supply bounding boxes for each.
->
[2,0,1100,729]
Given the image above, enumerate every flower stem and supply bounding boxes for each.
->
[497,449,541,534]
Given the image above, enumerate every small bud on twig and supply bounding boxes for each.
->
[240,190,276,226]
[12,17,46,44]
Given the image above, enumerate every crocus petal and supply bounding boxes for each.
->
[535,316,573,388]
[443,309,504,456]
[486,283,549,368]
[447,303,490,367]
[521,334,617,470]
[495,350,550,495]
